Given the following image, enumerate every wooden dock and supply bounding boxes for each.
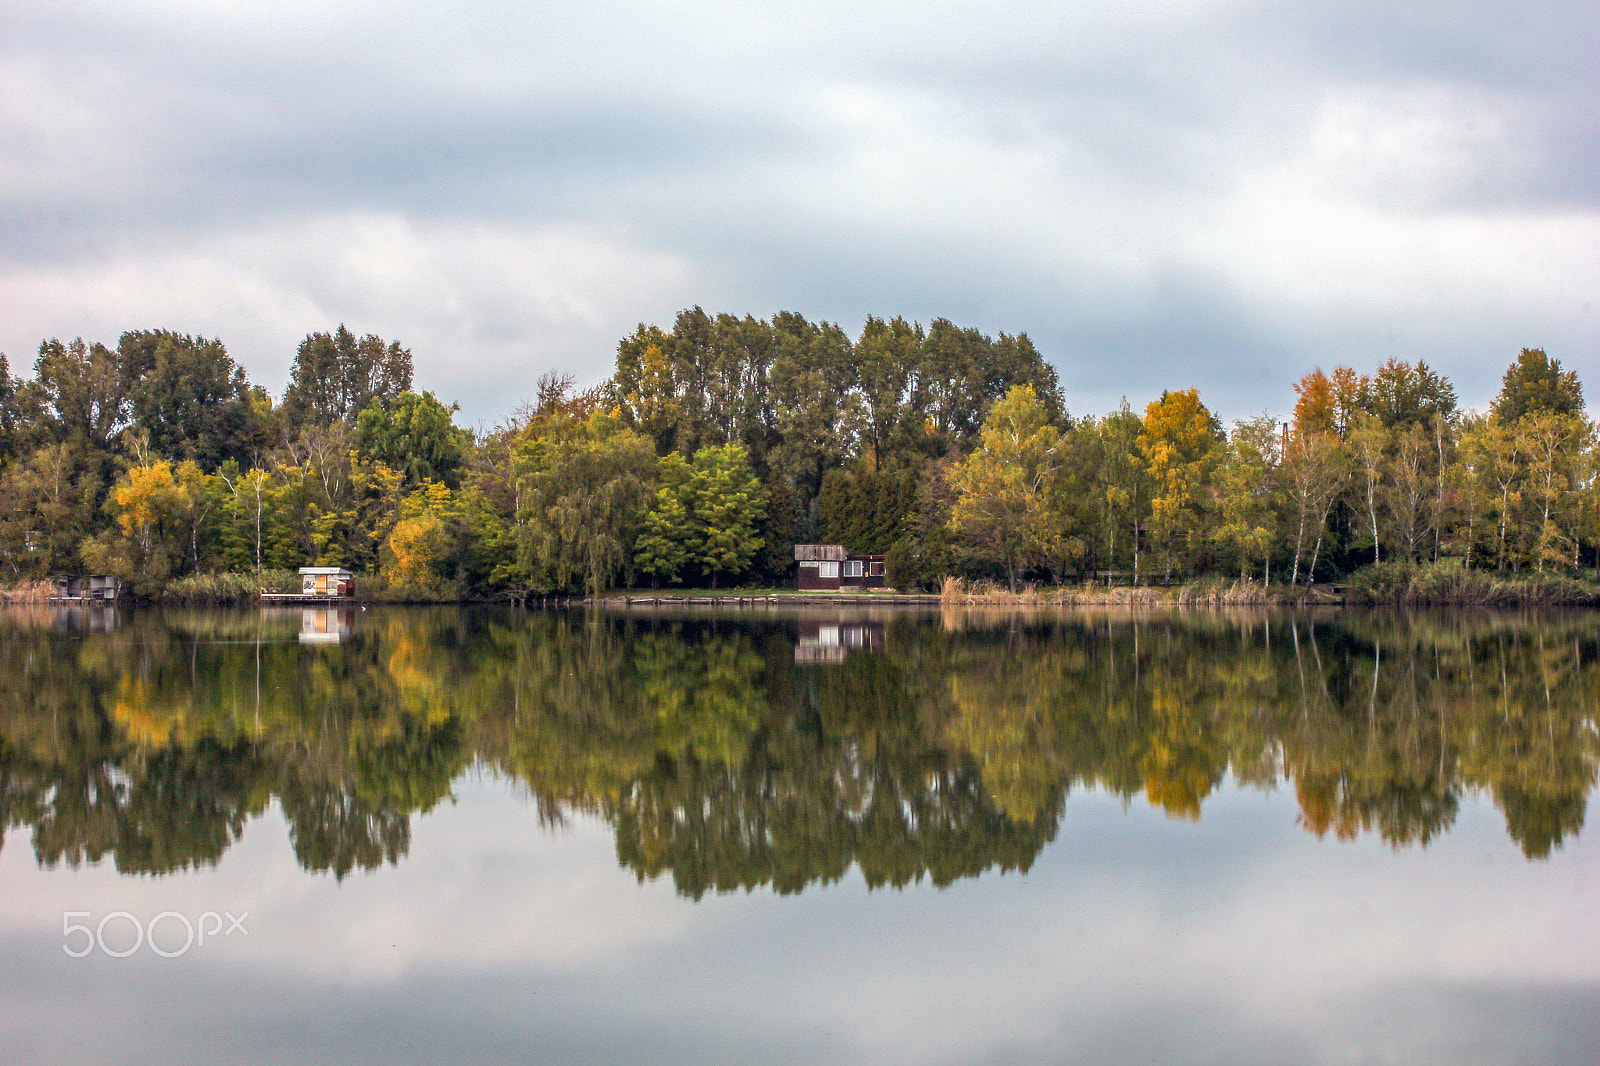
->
[260,592,355,602]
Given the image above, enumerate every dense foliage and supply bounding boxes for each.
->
[0,310,1594,597]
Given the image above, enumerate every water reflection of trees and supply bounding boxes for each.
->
[0,607,1594,892]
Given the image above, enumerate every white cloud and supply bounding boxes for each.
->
[0,214,697,421]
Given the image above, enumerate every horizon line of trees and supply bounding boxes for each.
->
[0,308,1593,596]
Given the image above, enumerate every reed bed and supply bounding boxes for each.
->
[938,576,1297,606]
[159,570,302,605]
[0,579,55,604]
[1344,561,1600,606]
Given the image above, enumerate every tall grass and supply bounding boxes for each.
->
[160,570,302,605]
[938,576,1295,606]
[0,578,55,604]
[1344,559,1600,606]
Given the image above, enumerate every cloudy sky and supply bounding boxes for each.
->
[2,0,1595,428]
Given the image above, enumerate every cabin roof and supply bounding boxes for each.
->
[794,544,848,561]
[299,567,353,575]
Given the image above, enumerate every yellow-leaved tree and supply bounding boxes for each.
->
[1137,389,1222,583]
[947,385,1064,591]
[83,457,189,589]
[383,481,463,595]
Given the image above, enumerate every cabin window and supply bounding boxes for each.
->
[818,561,839,580]
[869,561,884,577]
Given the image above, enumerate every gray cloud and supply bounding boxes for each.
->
[1,0,1594,424]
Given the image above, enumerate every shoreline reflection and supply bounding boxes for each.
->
[0,606,1593,892]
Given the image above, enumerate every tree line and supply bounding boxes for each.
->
[0,310,1592,595]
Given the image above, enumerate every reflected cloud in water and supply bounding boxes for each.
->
[1,605,1597,1062]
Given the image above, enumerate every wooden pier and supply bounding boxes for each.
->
[260,592,355,602]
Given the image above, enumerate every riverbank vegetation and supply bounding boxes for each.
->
[1,313,1595,603]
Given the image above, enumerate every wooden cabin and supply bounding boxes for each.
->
[50,574,119,604]
[299,567,355,599]
[793,545,887,591]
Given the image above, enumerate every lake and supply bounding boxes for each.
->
[1,603,1596,1064]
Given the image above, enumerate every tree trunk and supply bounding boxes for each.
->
[1291,507,1306,586]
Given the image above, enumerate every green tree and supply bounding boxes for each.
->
[632,451,693,586]
[0,444,94,575]
[947,385,1065,591]
[767,313,859,508]
[355,390,468,487]
[856,315,925,467]
[21,338,126,452]
[515,412,657,596]
[755,473,800,583]
[1515,412,1589,571]
[611,337,683,455]
[1212,415,1280,581]
[916,319,1063,454]
[1347,413,1388,564]
[1381,422,1435,562]
[117,330,260,467]
[1493,348,1584,424]
[1366,357,1457,431]
[1282,429,1350,585]
[818,465,918,552]
[0,352,22,465]
[684,443,767,587]
[1084,401,1149,582]
[281,325,413,430]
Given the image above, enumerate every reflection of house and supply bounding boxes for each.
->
[52,605,119,633]
[794,619,885,664]
[50,574,119,604]
[299,607,355,644]
[794,545,887,591]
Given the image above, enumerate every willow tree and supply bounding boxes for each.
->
[947,385,1064,591]
[514,412,656,596]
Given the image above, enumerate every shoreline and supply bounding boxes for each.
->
[10,568,1600,610]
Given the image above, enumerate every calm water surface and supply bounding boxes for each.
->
[1,604,1596,1064]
